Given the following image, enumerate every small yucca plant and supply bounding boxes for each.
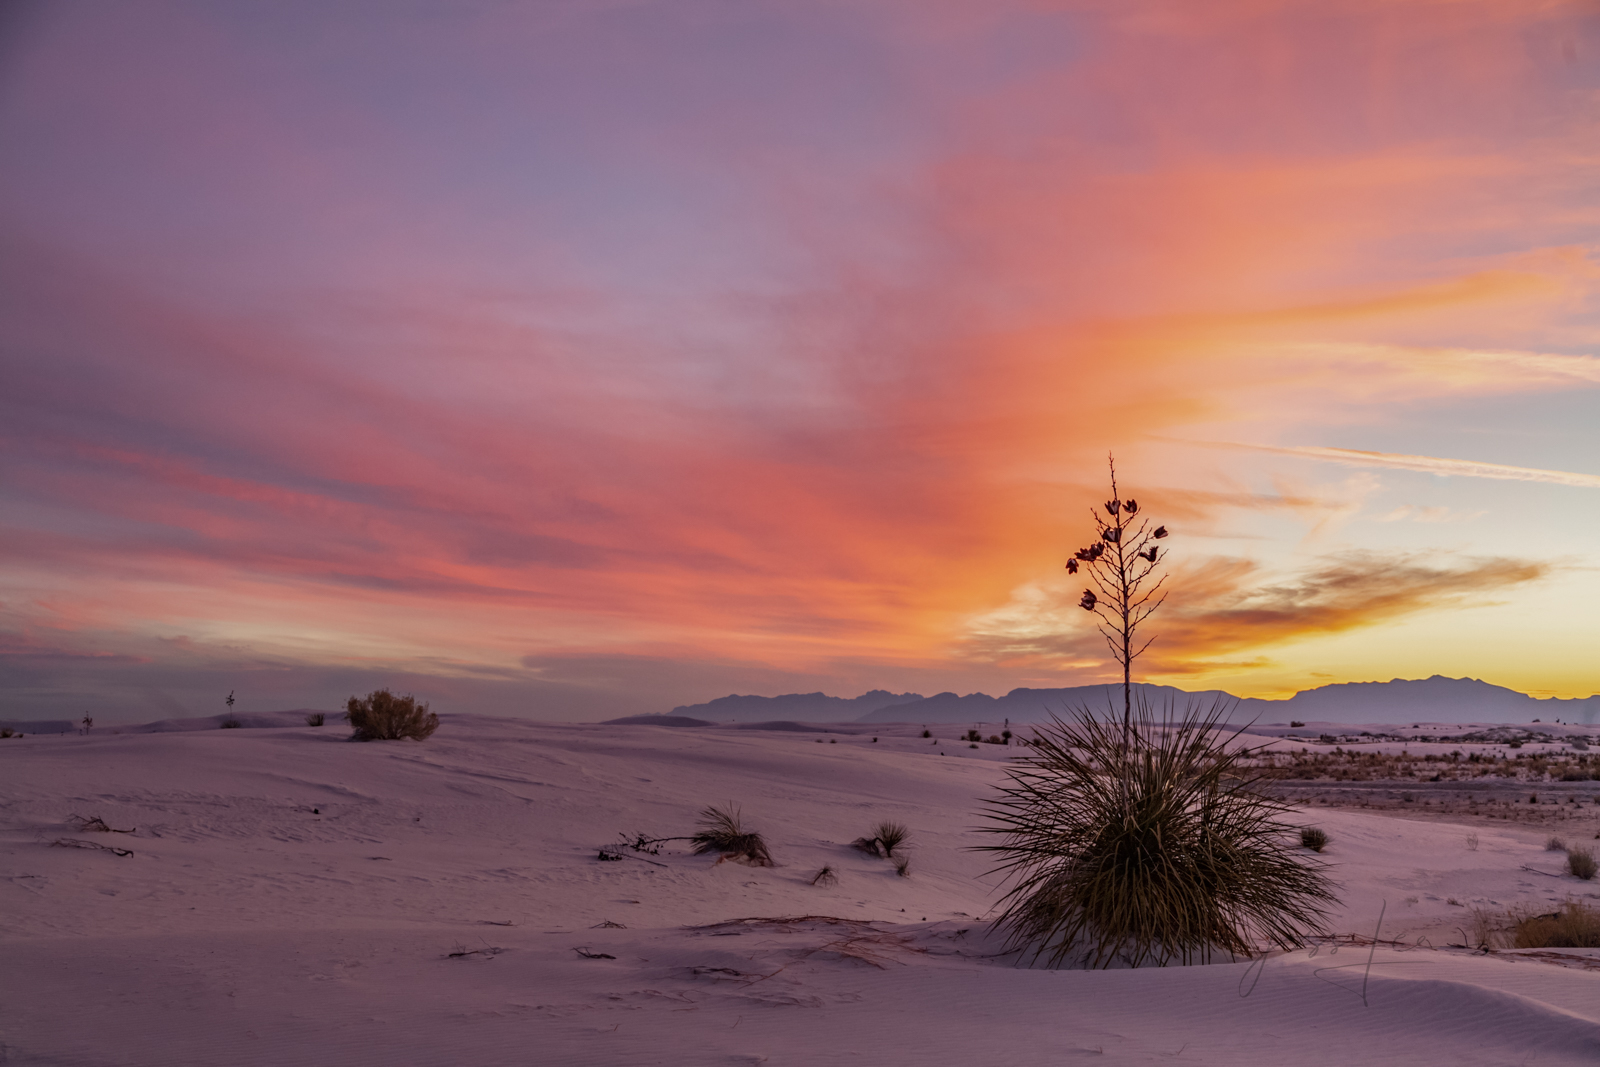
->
[977,697,1335,968]
[690,804,772,866]
[1300,828,1330,853]
[874,821,910,858]
[346,689,439,741]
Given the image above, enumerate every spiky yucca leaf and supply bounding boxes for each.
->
[976,697,1335,968]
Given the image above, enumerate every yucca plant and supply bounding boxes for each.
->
[977,697,1335,968]
[690,804,773,867]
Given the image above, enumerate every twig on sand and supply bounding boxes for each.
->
[51,838,133,857]
[597,845,668,867]
[447,946,504,959]
[69,814,135,834]
[1520,865,1564,878]
[573,947,616,959]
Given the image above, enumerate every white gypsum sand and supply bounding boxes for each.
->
[1,714,1598,1066]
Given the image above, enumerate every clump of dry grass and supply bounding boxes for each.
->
[1568,847,1597,881]
[305,712,325,727]
[1546,835,1567,852]
[346,689,439,741]
[690,805,773,867]
[977,698,1336,968]
[893,854,911,877]
[811,865,838,887]
[1512,900,1600,948]
[1299,828,1329,853]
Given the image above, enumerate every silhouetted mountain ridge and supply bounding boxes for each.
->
[669,677,1600,725]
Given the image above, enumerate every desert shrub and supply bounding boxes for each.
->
[305,713,325,727]
[220,719,241,729]
[977,699,1335,968]
[1568,847,1598,881]
[345,689,439,741]
[1469,906,1501,949]
[1465,833,1478,851]
[894,854,911,877]
[1547,836,1567,852]
[690,804,772,866]
[811,865,838,887]
[874,821,910,858]
[965,730,983,743]
[1299,828,1329,853]
[921,729,931,738]
[1512,899,1600,948]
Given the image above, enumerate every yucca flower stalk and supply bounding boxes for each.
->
[1067,455,1169,738]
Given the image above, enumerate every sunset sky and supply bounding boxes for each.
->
[3,1,1599,723]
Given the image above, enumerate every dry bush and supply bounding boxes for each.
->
[977,698,1335,968]
[345,689,439,741]
[1568,847,1598,881]
[690,805,772,866]
[305,713,325,727]
[893,854,911,877]
[1468,906,1502,949]
[811,865,838,887]
[1512,900,1600,948]
[1546,835,1567,852]
[1299,828,1329,853]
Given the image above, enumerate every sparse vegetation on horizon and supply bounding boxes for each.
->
[346,689,439,742]
[305,713,325,727]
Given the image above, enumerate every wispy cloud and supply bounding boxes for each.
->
[1234,445,1600,489]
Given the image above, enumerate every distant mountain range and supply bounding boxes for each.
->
[667,676,1600,725]
[667,690,925,723]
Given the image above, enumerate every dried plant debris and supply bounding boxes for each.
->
[51,838,133,857]
[446,946,505,959]
[68,814,134,834]
[573,947,616,959]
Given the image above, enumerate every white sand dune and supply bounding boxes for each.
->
[3,716,1597,1065]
